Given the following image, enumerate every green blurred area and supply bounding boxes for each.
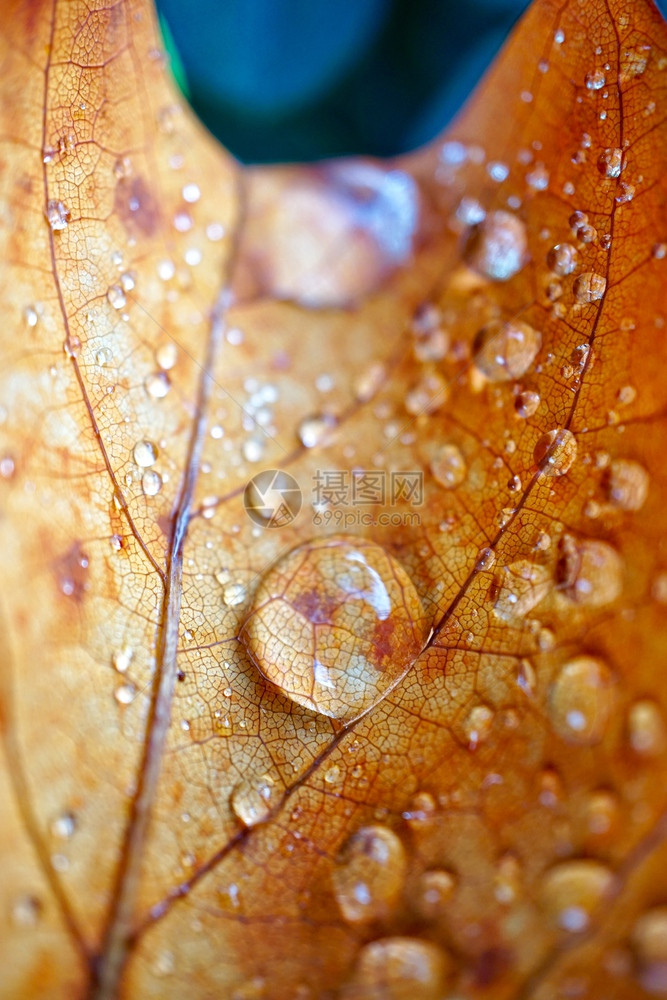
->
[156,0,667,165]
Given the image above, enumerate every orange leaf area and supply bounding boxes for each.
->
[1,1,667,998]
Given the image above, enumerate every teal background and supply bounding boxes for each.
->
[156,0,667,164]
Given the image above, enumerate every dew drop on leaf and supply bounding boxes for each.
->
[597,147,624,177]
[141,470,162,497]
[515,389,541,418]
[473,319,541,382]
[573,272,607,303]
[534,428,577,476]
[557,535,623,606]
[628,700,667,757]
[540,860,615,931]
[332,825,407,923]
[133,439,158,467]
[548,656,615,745]
[107,284,127,310]
[464,209,527,281]
[414,869,456,919]
[633,907,667,995]
[46,199,70,231]
[240,535,427,721]
[297,413,337,448]
[546,243,578,276]
[144,371,170,399]
[605,458,649,511]
[585,69,606,90]
[230,773,277,828]
[342,936,450,1000]
[430,443,467,489]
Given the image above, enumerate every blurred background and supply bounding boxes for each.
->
[155,0,667,165]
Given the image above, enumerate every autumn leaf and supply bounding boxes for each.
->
[1,0,667,998]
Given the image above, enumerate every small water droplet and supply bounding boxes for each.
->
[628,700,666,756]
[345,937,449,1000]
[297,413,337,448]
[473,319,541,382]
[547,243,578,276]
[549,656,614,745]
[526,162,549,190]
[495,853,522,904]
[402,790,437,829]
[430,443,467,489]
[222,582,246,607]
[332,825,406,923]
[534,428,577,476]
[114,682,136,705]
[63,334,82,359]
[515,389,541,418]
[133,440,158,467]
[46,200,70,231]
[492,559,552,620]
[405,372,448,415]
[605,458,649,511]
[584,789,619,838]
[24,305,39,328]
[464,210,527,281]
[633,907,667,995]
[585,69,606,90]
[0,455,16,479]
[144,371,171,398]
[242,438,265,463]
[141,470,162,497]
[463,703,494,749]
[353,363,385,402]
[50,811,76,840]
[156,342,177,370]
[574,272,606,303]
[107,284,126,310]
[597,147,623,178]
[230,773,277,828]
[11,894,42,927]
[557,534,623,606]
[476,547,496,571]
[112,646,133,673]
[240,535,427,721]
[182,182,201,204]
[415,869,456,918]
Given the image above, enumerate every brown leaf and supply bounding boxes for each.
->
[1,1,667,998]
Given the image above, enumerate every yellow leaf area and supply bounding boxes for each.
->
[1,1,667,998]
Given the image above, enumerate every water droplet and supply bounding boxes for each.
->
[405,372,448,415]
[353,363,385,402]
[297,413,337,448]
[11,894,42,927]
[628,700,666,756]
[240,536,427,721]
[222,582,246,607]
[605,458,649,511]
[557,534,623,606]
[492,559,552,620]
[463,703,494,749]
[415,869,456,919]
[402,790,437,829]
[585,69,606,90]
[534,428,577,476]
[46,199,70,231]
[133,440,158,467]
[156,342,177,370]
[144,371,170,398]
[541,860,614,931]
[430,443,467,489]
[24,305,39,327]
[597,147,623,178]
[547,243,578,276]
[50,811,76,840]
[230,773,277,828]
[112,646,133,673]
[574,272,607,303]
[526,162,549,190]
[495,853,522,903]
[107,284,126,310]
[473,319,541,382]
[63,334,81,359]
[114,682,136,705]
[182,182,201,204]
[332,825,406,923]
[584,789,619,837]
[549,656,614,745]
[476,547,496,571]
[464,209,527,281]
[554,28,565,43]
[242,438,265,463]
[344,937,449,1000]
[141,470,162,497]
[515,389,540,418]
[633,907,667,995]
[0,455,16,479]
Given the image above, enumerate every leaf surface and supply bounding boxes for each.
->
[1,1,667,998]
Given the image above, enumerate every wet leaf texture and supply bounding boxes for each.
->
[0,0,666,998]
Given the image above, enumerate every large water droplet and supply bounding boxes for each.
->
[492,559,552,620]
[464,210,527,281]
[549,656,614,745]
[133,439,158,467]
[534,428,577,477]
[473,319,541,382]
[332,825,406,923]
[230,773,278,828]
[541,860,614,932]
[343,937,449,1000]
[240,535,427,721]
